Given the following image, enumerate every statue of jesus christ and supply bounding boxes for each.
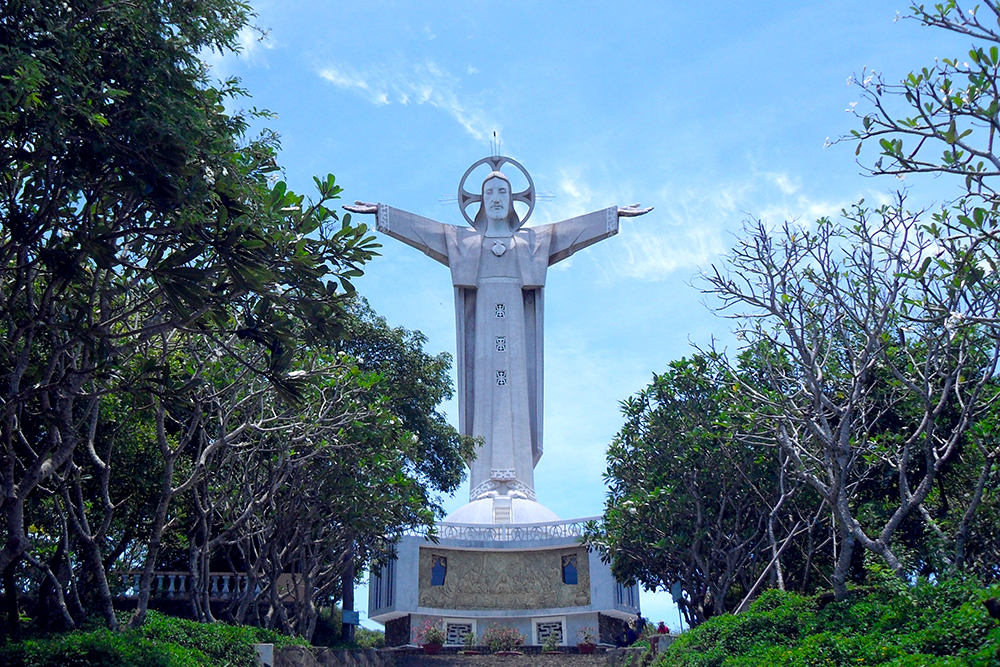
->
[346,156,650,510]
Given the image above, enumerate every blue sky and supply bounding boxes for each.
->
[206,0,974,632]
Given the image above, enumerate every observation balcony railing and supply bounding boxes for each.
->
[113,571,301,602]
[404,516,601,542]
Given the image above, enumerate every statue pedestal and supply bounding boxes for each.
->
[368,514,640,648]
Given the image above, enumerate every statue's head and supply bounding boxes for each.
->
[474,171,520,231]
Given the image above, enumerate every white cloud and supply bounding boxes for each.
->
[238,26,276,60]
[769,172,800,195]
[613,225,725,280]
[317,61,494,140]
[557,174,588,203]
[547,169,870,284]
[199,25,275,80]
[318,68,380,97]
[756,194,849,227]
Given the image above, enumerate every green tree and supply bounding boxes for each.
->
[844,0,1000,583]
[701,204,1000,600]
[847,1,1000,204]
[338,297,478,500]
[587,354,825,627]
[167,308,473,640]
[0,0,379,634]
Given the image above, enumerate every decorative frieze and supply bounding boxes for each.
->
[418,547,590,610]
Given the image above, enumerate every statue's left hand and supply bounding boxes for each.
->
[343,201,378,214]
[618,203,653,218]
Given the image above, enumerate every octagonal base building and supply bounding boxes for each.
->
[368,497,641,648]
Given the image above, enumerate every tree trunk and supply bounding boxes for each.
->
[831,496,856,601]
[24,551,76,631]
[130,453,176,629]
[954,452,996,571]
[341,550,355,643]
[2,557,20,640]
[64,475,119,630]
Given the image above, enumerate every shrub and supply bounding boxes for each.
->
[0,611,306,667]
[0,629,200,667]
[413,619,446,645]
[481,623,525,652]
[355,626,386,649]
[655,580,1000,667]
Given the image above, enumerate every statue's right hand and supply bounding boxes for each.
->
[343,201,378,214]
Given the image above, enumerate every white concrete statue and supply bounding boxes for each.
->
[346,156,650,511]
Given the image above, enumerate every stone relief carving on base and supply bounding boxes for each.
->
[418,547,590,610]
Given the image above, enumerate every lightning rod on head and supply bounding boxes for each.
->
[491,131,501,158]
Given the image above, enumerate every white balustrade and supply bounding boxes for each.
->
[403,516,601,541]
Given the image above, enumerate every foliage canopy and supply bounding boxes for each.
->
[0,0,469,642]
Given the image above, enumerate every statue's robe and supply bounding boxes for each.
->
[376,204,619,501]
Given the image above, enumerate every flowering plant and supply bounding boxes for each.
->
[414,619,446,645]
[576,627,598,644]
[481,623,525,652]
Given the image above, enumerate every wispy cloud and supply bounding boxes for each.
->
[769,172,800,195]
[616,225,725,280]
[756,197,849,228]
[199,26,275,80]
[545,168,865,283]
[317,61,494,140]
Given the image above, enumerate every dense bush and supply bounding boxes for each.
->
[658,580,1000,667]
[354,626,386,649]
[0,611,304,667]
[481,623,525,653]
[310,607,385,649]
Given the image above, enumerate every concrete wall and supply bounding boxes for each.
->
[274,647,389,667]
[370,532,640,647]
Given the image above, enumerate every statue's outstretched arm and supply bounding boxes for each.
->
[544,207,618,265]
[618,203,653,217]
[344,202,451,266]
[344,201,378,214]
[544,204,651,265]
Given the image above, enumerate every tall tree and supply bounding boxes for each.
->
[171,306,474,640]
[701,203,1000,600]
[338,297,478,500]
[587,354,826,627]
[0,0,378,634]
[845,0,1000,583]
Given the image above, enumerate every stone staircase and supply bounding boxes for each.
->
[390,648,646,667]
[272,646,649,667]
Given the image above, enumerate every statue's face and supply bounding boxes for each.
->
[483,177,510,224]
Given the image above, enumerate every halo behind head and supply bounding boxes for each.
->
[458,156,536,231]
